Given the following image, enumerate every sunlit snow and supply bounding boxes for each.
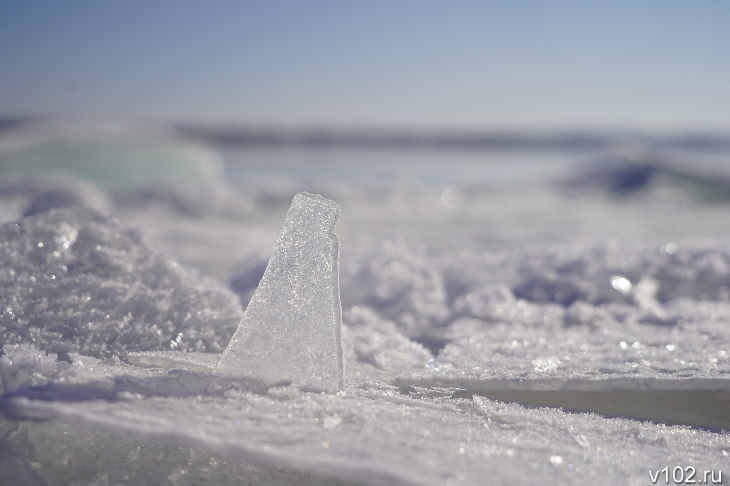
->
[2,133,730,485]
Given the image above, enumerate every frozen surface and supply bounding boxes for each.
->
[217,192,343,392]
[3,146,730,484]
[2,354,729,486]
[0,207,242,361]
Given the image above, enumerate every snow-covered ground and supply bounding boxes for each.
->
[2,130,730,485]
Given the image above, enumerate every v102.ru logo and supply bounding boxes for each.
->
[649,467,722,484]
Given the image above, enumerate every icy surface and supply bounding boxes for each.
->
[217,192,344,392]
[4,155,730,484]
[2,367,729,486]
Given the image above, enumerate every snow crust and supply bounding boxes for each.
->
[2,353,729,486]
[0,207,242,361]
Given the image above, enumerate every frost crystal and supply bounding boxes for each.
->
[217,192,344,392]
[0,207,242,359]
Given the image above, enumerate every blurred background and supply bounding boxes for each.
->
[2,0,730,290]
[3,1,730,129]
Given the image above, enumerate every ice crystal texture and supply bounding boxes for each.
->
[217,192,344,392]
[0,207,242,360]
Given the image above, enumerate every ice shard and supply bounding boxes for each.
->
[216,192,344,392]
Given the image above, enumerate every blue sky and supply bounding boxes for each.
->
[1,1,729,130]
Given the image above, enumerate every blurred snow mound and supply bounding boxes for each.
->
[342,305,433,382]
[340,237,730,355]
[440,241,730,324]
[0,207,243,360]
[341,238,451,352]
[113,181,257,218]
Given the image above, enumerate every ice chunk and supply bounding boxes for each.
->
[217,192,344,392]
[0,139,224,188]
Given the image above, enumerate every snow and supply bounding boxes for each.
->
[0,206,242,362]
[2,366,729,485]
[2,139,730,485]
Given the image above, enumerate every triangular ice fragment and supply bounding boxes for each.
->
[217,192,343,392]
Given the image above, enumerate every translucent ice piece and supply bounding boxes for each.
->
[217,192,343,392]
